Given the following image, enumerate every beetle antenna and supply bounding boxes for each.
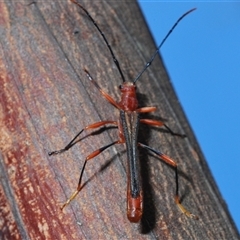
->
[71,0,126,82]
[133,8,196,84]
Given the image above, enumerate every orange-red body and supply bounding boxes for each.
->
[118,83,143,222]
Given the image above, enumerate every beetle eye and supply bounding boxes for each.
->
[119,85,122,89]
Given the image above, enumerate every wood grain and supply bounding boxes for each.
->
[0,0,239,239]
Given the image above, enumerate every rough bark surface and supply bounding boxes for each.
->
[0,0,239,239]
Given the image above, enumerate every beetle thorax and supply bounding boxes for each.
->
[118,82,138,111]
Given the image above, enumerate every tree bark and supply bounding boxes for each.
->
[0,0,238,239]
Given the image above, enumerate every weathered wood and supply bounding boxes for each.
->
[0,0,239,239]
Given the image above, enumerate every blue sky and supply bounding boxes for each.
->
[138,1,240,231]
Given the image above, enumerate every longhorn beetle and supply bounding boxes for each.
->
[49,0,198,222]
